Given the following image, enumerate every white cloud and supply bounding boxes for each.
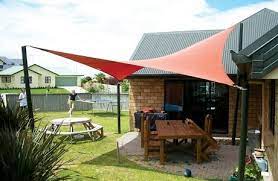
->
[0,0,278,75]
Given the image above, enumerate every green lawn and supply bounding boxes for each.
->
[0,88,69,94]
[36,111,211,181]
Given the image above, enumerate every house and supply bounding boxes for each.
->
[128,8,278,133]
[231,23,278,180]
[128,8,278,180]
[0,56,22,71]
[0,64,83,88]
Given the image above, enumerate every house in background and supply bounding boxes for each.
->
[128,8,278,136]
[0,64,83,88]
[47,67,83,87]
[0,56,22,71]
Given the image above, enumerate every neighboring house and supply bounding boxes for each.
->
[47,67,83,87]
[231,23,278,181]
[0,56,22,71]
[0,64,83,88]
[128,8,278,135]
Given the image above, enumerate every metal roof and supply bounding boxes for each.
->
[0,66,40,76]
[0,56,22,65]
[130,8,278,76]
[236,24,278,79]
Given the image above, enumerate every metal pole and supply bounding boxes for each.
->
[117,82,121,134]
[232,22,243,145]
[22,46,34,130]
[238,78,249,181]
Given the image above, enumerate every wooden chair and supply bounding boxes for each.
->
[140,113,158,148]
[143,118,160,161]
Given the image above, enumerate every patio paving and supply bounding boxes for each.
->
[117,132,239,180]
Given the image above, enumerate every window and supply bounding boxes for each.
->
[45,76,51,83]
[269,80,275,134]
[0,65,3,70]
[1,76,11,83]
[21,76,32,84]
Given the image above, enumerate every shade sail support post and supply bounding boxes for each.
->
[232,22,244,145]
[238,75,249,181]
[117,82,121,134]
[22,46,35,131]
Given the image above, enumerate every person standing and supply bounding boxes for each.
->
[18,88,27,109]
[68,90,80,117]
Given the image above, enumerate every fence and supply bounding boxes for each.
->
[2,93,129,112]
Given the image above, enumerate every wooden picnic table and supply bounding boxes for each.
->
[47,117,103,141]
[155,119,205,164]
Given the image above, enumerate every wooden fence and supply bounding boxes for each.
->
[2,93,129,112]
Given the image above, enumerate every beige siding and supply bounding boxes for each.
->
[0,70,40,88]
[29,65,56,87]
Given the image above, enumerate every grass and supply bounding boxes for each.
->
[36,111,215,181]
[0,88,69,94]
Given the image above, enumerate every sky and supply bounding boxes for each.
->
[0,0,278,76]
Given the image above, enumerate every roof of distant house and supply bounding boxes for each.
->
[0,66,40,75]
[0,56,23,65]
[130,8,278,76]
[46,66,84,76]
[0,64,83,76]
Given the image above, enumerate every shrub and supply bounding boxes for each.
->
[0,104,68,181]
[94,73,106,84]
[232,159,262,181]
[121,79,129,93]
[81,76,92,85]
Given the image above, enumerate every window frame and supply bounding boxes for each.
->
[45,76,51,83]
[20,76,32,84]
[1,76,11,83]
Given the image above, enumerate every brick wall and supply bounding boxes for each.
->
[128,78,164,131]
[129,78,262,135]
[228,84,262,136]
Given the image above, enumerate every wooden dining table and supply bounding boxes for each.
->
[155,119,205,164]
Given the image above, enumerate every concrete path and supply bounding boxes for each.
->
[59,86,88,93]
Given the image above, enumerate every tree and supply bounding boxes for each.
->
[94,73,106,84]
[121,79,129,93]
[81,76,92,84]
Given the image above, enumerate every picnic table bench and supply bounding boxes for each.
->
[46,117,103,141]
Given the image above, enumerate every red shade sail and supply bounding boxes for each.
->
[30,26,234,86]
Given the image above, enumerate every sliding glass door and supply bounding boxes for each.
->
[164,80,229,133]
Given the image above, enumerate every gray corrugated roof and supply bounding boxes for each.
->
[0,56,22,65]
[0,66,41,75]
[130,8,278,76]
[237,24,278,79]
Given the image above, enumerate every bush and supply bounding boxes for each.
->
[94,73,106,84]
[231,159,262,181]
[81,76,92,85]
[121,79,129,93]
[0,104,68,181]
[88,83,105,93]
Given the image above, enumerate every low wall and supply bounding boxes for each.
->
[3,93,129,112]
